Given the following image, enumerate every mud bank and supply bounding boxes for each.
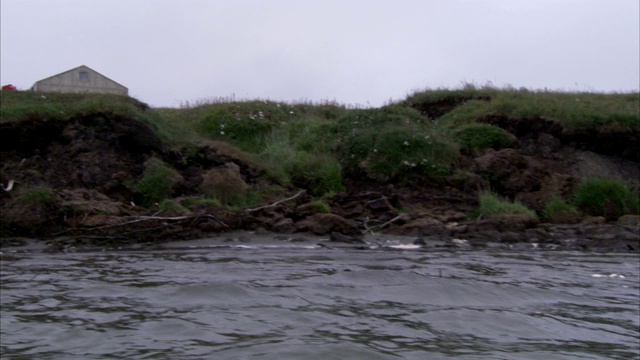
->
[1,99,638,253]
[1,222,638,255]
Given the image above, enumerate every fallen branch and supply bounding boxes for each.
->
[369,213,406,232]
[245,190,305,213]
[362,216,374,235]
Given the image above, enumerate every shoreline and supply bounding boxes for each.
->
[2,217,638,254]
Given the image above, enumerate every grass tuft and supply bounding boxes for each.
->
[260,127,344,196]
[135,158,182,207]
[453,123,516,152]
[16,185,57,205]
[542,196,580,221]
[573,177,639,220]
[473,191,538,219]
[157,199,190,215]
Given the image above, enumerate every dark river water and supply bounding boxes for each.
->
[1,236,639,359]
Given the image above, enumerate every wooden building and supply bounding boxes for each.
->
[31,65,128,96]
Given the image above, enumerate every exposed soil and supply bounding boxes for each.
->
[1,102,638,253]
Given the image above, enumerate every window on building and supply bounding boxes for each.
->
[79,71,89,81]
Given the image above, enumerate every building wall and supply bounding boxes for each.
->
[32,66,128,96]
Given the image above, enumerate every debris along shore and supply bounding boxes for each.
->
[1,89,638,252]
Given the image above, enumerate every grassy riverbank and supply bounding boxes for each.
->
[1,86,638,242]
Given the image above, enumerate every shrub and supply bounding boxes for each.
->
[259,128,300,183]
[573,177,639,220]
[473,191,537,219]
[136,158,182,207]
[453,123,516,152]
[200,164,250,207]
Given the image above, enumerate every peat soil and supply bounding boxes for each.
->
[1,102,638,253]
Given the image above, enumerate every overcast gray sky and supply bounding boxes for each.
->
[1,0,638,107]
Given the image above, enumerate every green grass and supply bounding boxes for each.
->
[473,191,538,219]
[157,99,348,153]
[181,196,223,208]
[15,185,57,205]
[453,123,516,152]
[0,90,189,155]
[306,200,331,214]
[0,90,150,123]
[403,84,639,132]
[542,196,579,221]
[573,177,639,219]
[333,107,458,182]
[157,199,190,215]
[287,153,344,196]
[259,127,345,195]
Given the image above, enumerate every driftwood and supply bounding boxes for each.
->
[53,212,228,237]
[245,190,305,213]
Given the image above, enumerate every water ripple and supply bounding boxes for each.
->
[1,246,638,359]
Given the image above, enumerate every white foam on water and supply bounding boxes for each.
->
[591,273,626,279]
[233,245,253,249]
[387,244,422,250]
